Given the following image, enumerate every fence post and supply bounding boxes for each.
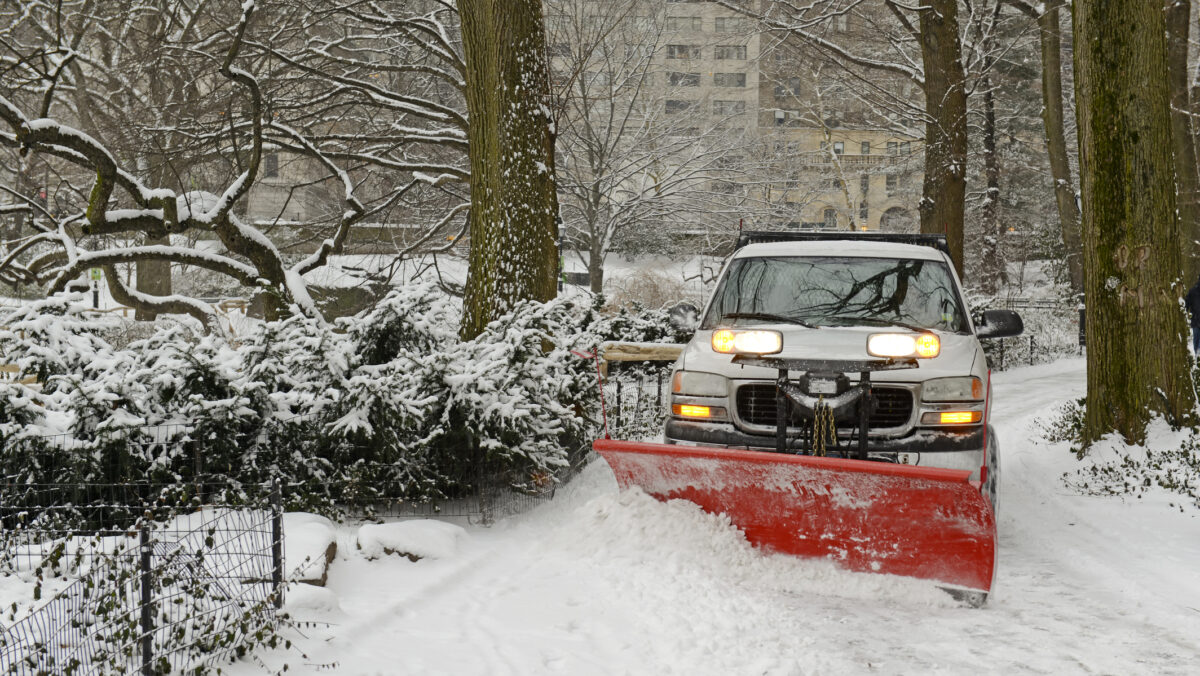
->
[270,479,284,610]
[139,522,154,676]
[615,380,623,436]
[1030,335,1036,366]
[999,338,1005,370]
[656,370,663,411]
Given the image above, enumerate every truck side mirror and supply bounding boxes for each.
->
[975,309,1024,339]
[669,302,700,332]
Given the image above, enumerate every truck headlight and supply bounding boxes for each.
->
[921,376,984,402]
[866,332,940,359]
[711,329,782,355]
[671,371,729,397]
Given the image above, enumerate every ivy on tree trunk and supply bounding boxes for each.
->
[458,0,560,340]
[1073,0,1197,445]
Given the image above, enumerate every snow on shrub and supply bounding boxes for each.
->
[0,283,649,508]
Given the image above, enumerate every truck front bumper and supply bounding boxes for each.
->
[664,419,987,476]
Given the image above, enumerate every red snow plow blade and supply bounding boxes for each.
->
[596,439,996,599]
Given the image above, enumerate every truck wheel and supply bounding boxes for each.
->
[983,426,1000,516]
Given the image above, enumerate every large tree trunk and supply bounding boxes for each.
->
[1038,2,1084,294]
[588,247,604,295]
[458,0,560,340]
[978,72,1006,295]
[134,234,172,320]
[1167,0,1200,284]
[917,0,969,278]
[1073,0,1197,445]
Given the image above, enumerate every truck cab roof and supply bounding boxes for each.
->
[733,239,949,262]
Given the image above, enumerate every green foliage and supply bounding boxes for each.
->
[1037,397,1087,454]
[1061,432,1200,512]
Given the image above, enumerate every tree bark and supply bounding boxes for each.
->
[134,235,173,320]
[978,72,1006,295]
[1073,0,1197,445]
[917,0,969,278]
[588,247,604,295]
[1166,0,1200,283]
[1037,2,1084,294]
[458,0,560,340]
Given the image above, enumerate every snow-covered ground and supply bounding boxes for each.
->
[222,358,1199,675]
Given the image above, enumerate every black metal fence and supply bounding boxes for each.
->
[604,364,670,442]
[0,481,284,675]
[0,423,594,673]
[985,297,1082,370]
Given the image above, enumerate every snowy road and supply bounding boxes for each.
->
[240,359,1200,675]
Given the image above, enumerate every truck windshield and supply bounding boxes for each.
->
[701,256,969,333]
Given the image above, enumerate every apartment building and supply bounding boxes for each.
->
[550,0,923,234]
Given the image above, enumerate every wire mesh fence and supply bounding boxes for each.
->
[0,481,284,675]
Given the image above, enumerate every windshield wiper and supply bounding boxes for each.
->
[827,315,928,333]
[722,312,818,328]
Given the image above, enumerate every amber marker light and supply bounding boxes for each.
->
[915,333,941,358]
[673,404,712,418]
[711,329,737,354]
[939,411,982,424]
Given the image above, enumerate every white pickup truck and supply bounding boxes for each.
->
[665,232,1023,509]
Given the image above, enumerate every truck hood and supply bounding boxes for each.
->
[679,325,983,382]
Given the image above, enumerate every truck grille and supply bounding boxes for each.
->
[735,384,913,430]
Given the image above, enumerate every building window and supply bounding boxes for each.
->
[713,72,746,87]
[833,141,844,155]
[861,141,870,155]
[668,72,700,87]
[823,208,837,228]
[829,177,844,190]
[774,78,802,99]
[774,110,786,126]
[665,16,702,31]
[715,17,746,32]
[886,174,898,194]
[548,43,571,57]
[713,100,746,115]
[860,174,869,194]
[666,100,697,114]
[859,202,868,220]
[900,141,911,154]
[887,141,899,155]
[666,44,702,59]
[835,14,848,31]
[263,152,279,178]
[714,45,747,60]
[625,45,654,59]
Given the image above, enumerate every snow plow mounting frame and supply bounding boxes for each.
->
[730,354,918,459]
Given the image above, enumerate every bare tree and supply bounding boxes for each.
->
[1004,0,1085,295]
[547,0,758,294]
[0,0,473,326]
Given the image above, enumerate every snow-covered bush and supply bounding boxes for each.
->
[0,284,646,509]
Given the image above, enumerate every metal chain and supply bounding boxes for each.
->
[812,396,837,457]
